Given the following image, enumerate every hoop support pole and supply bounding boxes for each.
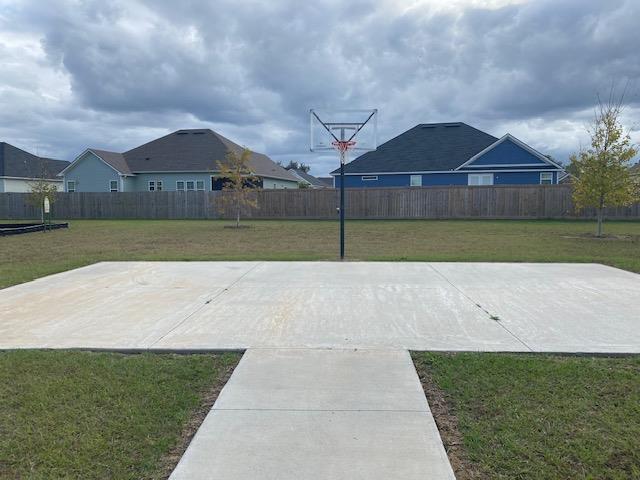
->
[340,150,345,260]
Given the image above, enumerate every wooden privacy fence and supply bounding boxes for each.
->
[1,185,639,220]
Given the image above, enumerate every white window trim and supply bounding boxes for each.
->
[176,181,185,191]
[196,180,205,191]
[148,181,155,192]
[186,180,195,191]
[410,175,422,186]
[540,172,553,184]
[109,180,118,192]
[67,180,76,192]
[156,180,163,191]
[468,173,494,186]
[361,175,378,181]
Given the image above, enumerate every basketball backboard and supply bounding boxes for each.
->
[310,109,378,152]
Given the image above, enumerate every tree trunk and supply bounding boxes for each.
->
[596,208,603,237]
[596,195,605,237]
[236,203,240,228]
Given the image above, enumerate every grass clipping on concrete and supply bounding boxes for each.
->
[0,350,240,480]
[412,352,640,480]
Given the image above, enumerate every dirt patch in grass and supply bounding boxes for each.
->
[561,233,639,241]
[413,355,484,480]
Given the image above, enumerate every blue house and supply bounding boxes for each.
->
[59,129,299,192]
[331,123,565,187]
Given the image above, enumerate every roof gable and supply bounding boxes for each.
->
[456,134,562,170]
[60,149,132,176]
[123,129,298,182]
[333,123,498,175]
[0,142,69,179]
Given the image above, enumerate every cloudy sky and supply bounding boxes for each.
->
[1,0,639,176]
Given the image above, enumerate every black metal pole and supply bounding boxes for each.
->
[340,158,345,260]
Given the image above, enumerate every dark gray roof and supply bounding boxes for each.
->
[331,123,498,174]
[0,142,69,179]
[123,129,298,182]
[89,149,132,175]
[316,177,334,187]
[288,168,329,187]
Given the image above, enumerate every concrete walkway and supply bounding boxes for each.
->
[1,261,639,352]
[170,348,455,480]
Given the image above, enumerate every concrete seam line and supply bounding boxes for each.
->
[427,263,534,353]
[148,262,264,347]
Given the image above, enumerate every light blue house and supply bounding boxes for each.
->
[59,129,299,192]
[331,123,565,188]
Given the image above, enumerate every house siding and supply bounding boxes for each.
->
[130,173,214,191]
[0,178,63,193]
[262,177,299,189]
[63,152,120,192]
[464,138,548,166]
[334,170,557,188]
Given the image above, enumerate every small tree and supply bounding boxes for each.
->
[284,160,311,173]
[216,148,258,227]
[570,94,638,236]
[27,161,59,223]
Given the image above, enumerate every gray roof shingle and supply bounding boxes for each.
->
[0,142,69,179]
[123,129,298,182]
[89,149,132,175]
[331,122,499,174]
[288,168,330,187]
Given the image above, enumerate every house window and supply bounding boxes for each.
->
[361,175,378,181]
[540,172,553,185]
[410,175,422,186]
[196,180,205,191]
[468,173,494,186]
[176,181,185,191]
[67,181,76,193]
[109,180,118,192]
[148,181,155,192]
[186,180,195,191]
[157,181,163,191]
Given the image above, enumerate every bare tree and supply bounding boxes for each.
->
[27,160,59,223]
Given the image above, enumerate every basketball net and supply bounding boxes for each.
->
[332,140,356,164]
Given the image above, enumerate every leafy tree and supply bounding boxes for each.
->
[27,162,59,223]
[570,94,638,236]
[284,160,310,173]
[215,148,258,227]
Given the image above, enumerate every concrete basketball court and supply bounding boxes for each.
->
[2,261,639,479]
[1,261,639,352]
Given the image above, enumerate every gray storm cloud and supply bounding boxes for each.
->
[0,0,639,175]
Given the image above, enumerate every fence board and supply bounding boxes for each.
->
[1,185,639,220]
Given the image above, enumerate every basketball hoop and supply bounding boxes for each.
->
[332,140,357,154]
[310,109,378,259]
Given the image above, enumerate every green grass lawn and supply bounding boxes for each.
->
[1,219,639,288]
[0,350,240,480]
[412,353,640,480]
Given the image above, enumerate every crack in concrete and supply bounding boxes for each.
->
[149,262,263,347]
[427,264,534,352]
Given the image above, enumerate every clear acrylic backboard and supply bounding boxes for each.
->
[310,109,378,153]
